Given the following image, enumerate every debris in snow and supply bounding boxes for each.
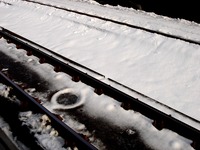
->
[0,83,10,97]
[19,111,67,150]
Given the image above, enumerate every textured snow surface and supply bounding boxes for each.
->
[0,0,200,149]
[0,27,195,150]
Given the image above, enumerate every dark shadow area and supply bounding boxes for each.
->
[0,51,50,92]
[94,0,200,23]
[0,96,44,150]
[57,108,153,150]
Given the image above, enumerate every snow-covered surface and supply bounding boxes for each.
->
[0,37,195,150]
[0,0,200,149]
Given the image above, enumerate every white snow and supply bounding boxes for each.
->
[0,34,195,149]
[0,0,200,149]
[0,83,10,97]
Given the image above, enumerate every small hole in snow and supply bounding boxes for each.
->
[50,88,85,110]
[57,93,79,105]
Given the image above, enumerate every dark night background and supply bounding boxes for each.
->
[94,0,200,24]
